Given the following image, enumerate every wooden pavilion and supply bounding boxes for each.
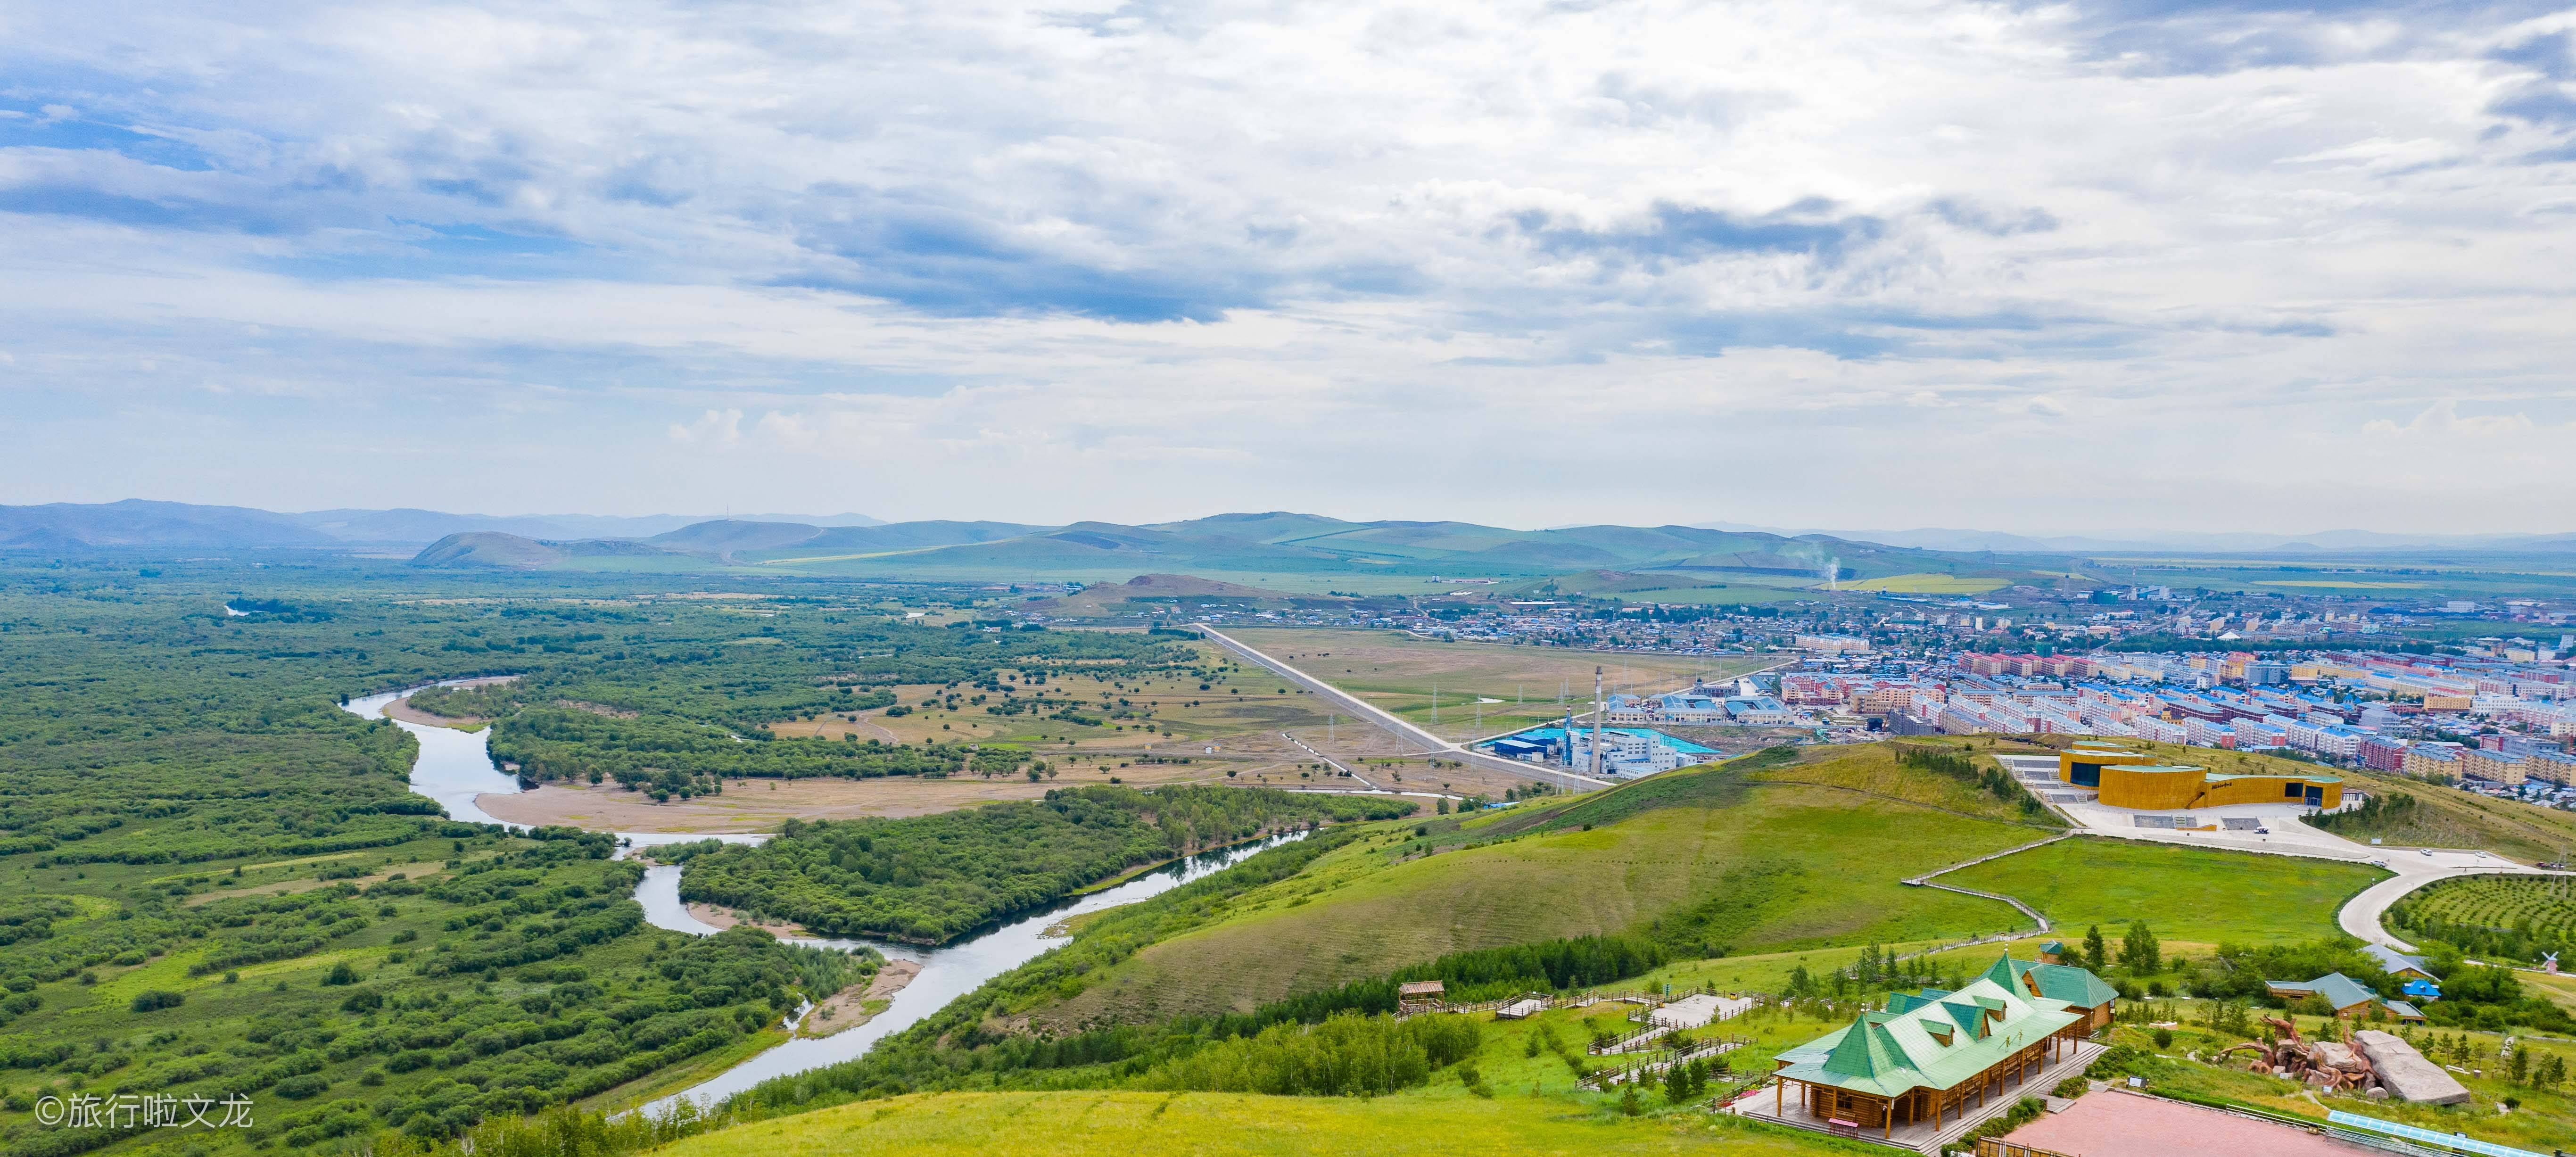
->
[1768,954,2112,1141]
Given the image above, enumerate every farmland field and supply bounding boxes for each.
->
[2386,874,2576,967]
[1940,836,2387,945]
[1833,573,2010,594]
[1224,627,1775,742]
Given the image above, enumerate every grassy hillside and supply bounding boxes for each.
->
[652,1090,1856,1157]
[1033,747,2045,1029]
[1940,836,2387,945]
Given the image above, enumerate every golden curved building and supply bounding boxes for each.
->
[2059,744,2342,810]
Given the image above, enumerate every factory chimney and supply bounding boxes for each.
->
[1591,666,1605,778]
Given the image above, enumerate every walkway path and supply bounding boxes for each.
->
[2043,790,2564,951]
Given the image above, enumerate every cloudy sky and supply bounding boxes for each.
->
[3,0,2573,533]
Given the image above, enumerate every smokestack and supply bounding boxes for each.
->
[1591,666,1605,778]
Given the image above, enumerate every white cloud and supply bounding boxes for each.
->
[668,408,743,448]
[2363,398,2546,438]
[0,0,2572,532]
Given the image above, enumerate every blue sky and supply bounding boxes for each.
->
[2,0,2573,532]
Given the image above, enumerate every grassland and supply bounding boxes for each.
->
[655,993,1899,1157]
[1032,747,2046,1030]
[1616,585,1813,605]
[2076,554,2576,600]
[1832,573,2009,594]
[653,1089,1870,1157]
[1939,836,2387,945]
[1224,627,1774,742]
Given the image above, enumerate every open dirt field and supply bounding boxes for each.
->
[1224,628,1776,743]
[478,762,1238,832]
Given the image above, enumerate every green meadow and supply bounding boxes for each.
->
[1938,836,2387,946]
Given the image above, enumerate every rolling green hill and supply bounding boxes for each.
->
[743,514,2071,588]
[1027,745,2047,1030]
[409,531,691,569]
[399,510,2077,588]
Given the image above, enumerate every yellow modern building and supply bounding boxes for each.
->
[2058,743,2343,810]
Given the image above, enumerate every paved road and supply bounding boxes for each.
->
[2045,796,2564,950]
[2337,857,2559,951]
[1197,626,1612,792]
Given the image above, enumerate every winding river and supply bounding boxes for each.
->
[342,686,1298,1116]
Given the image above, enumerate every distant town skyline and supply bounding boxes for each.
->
[5,1,2573,532]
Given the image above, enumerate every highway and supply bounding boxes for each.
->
[1196,625,1613,793]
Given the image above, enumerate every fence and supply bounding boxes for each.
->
[1580,1036,1752,1091]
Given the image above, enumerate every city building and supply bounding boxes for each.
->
[2057,744,2343,810]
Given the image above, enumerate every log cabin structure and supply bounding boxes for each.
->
[1396,980,1445,1013]
[1769,955,2114,1141]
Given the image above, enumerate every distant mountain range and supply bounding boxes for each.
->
[1692,522,2576,554]
[0,501,2030,584]
[0,500,881,550]
[406,510,2039,583]
[10,502,2570,590]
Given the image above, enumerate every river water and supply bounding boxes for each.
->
[340,686,1298,1116]
[344,686,526,826]
[635,833,1298,1115]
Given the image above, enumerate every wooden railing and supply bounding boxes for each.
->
[1976,1140,2077,1157]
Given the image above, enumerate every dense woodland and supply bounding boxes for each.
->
[0,558,1224,1157]
[670,786,1414,942]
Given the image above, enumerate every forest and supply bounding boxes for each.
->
[400,618,1197,796]
[0,558,1195,1156]
[669,786,1414,943]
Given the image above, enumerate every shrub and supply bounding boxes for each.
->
[128,990,184,1012]
[272,1074,330,1100]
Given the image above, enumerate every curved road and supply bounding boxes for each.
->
[2337,858,2559,951]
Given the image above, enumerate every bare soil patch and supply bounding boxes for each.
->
[477,764,1233,832]
[685,902,811,938]
[382,699,486,728]
[801,959,921,1036]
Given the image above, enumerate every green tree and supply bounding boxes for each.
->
[2082,925,2109,972]
[2117,921,2160,974]
[1664,1063,1690,1104]
[2510,1044,2530,1084]
[1619,1083,1643,1116]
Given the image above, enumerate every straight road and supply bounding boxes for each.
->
[1197,626,1611,792]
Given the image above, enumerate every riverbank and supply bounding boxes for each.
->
[801,959,922,1037]
[382,698,487,728]
[685,901,811,939]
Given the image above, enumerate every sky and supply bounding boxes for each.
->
[2,0,2574,534]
